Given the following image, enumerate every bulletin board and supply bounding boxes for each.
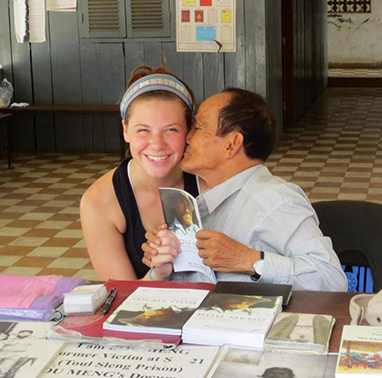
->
[176,0,236,53]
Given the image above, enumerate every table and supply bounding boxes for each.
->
[285,290,357,353]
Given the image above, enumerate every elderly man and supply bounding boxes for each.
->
[145,88,347,291]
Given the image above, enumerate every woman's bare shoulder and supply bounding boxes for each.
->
[81,168,117,211]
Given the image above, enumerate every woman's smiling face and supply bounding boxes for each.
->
[123,98,188,178]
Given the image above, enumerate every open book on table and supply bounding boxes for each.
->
[159,187,216,283]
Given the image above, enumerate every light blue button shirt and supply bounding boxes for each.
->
[173,165,348,291]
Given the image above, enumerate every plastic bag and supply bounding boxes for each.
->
[0,78,13,108]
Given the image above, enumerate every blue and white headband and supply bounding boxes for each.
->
[120,74,194,119]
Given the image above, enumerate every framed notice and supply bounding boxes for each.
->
[176,0,236,52]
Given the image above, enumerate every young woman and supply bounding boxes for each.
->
[80,65,201,281]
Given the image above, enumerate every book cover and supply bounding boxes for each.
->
[214,281,293,307]
[206,344,337,378]
[335,325,382,377]
[264,312,335,355]
[50,280,214,346]
[182,293,283,348]
[159,187,216,283]
[0,320,64,378]
[103,286,210,336]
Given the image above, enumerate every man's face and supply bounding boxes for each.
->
[181,92,232,186]
[227,299,258,310]
[175,199,194,228]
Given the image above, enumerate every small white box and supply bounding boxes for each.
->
[63,284,107,315]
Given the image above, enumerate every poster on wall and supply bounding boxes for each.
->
[176,0,236,53]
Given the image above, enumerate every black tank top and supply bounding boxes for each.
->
[112,158,199,278]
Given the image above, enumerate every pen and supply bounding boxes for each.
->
[102,288,117,315]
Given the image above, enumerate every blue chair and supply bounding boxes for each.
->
[312,200,382,293]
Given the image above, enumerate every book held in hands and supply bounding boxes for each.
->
[264,312,335,355]
[103,286,210,336]
[182,292,283,348]
[159,187,216,283]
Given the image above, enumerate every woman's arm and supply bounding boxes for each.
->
[80,170,138,281]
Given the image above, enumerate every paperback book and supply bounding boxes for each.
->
[103,286,210,336]
[159,187,216,283]
[335,325,382,377]
[0,320,64,378]
[182,293,283,348]
[264,312,335,355]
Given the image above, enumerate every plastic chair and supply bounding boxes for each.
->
[312,200,382,293]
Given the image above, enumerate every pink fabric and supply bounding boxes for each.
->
[0,275,62,308]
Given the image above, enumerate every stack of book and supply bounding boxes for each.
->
[264,312,335,355]
[182,293,283,348]
[63,284,107,315]
[103,286,210,336]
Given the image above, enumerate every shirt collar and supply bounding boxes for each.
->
[199,164,264,214]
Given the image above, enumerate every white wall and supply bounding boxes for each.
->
[328,0,382,64]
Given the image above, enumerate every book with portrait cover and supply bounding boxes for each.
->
[335,325,382,377]
[159,187,216,283]
[103,286,210,336]
[264,312,335,355]
[182,292,283,348]
[0,320,64,378]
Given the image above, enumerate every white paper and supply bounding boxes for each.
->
[0,320,64,378]
[42,343,219,378]
[46,0,76,11]
[13,0,27,43]
[28,0,46,43]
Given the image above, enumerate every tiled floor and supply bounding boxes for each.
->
[1,87,382,279]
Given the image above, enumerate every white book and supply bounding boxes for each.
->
[103,287,210,336]
[159,187,216,284]
[0,320,64,378]
[183,293,283,348]
[335,325,382,377]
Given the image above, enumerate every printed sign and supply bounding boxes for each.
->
[176,0,236,52]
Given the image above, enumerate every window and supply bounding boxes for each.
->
[81,0,172,40]
[327,0,371,13]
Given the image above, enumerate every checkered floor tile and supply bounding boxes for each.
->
[1,87,382,279]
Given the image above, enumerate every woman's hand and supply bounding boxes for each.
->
[142,224,181,279]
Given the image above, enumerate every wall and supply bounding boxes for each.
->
[0,0,283,153]
[0,0,328,153]
[328,0,382,64]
